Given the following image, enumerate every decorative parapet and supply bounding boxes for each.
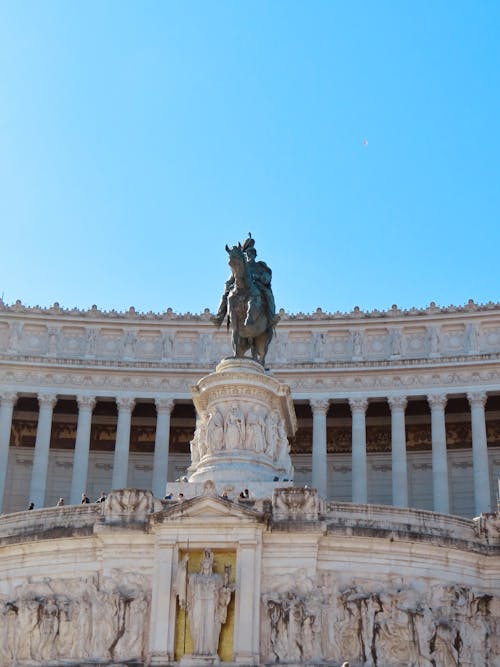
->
[102,488,162,523]
[2,298,500,319]
[272,487,322,521]
[1,304,500,366]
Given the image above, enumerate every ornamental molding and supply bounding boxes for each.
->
[155,398,175,413]
[2,303,500,369]
[387,395,408,411]
[309,398,330,413]
[2,297,500,320]
[467,391,488,407]
[1,364,500,398]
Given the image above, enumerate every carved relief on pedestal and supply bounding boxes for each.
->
[188,401,293,477]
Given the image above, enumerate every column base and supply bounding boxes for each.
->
[149,652,174,665]
[180,654,220,666]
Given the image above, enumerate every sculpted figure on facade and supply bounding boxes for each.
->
[211,234,278,365]
[465,322,481,355]
[352,330,364,358]
[274,330,289,363]
[274,417,293,475]
[199,333,212,362]
[190,411,209,462]
[264,409,280,457]
[122,330,136,358]
[0,574,151,664]
[161,332,174,360]
[47,327,60,356]
[244,409,266,453]
[313,332,326,361]
[176,549,234,657]
[262,569,321,663]
[224,404,245,450]
[206,410,224,453]
[85,327,97,356]
[8,321,22,353]
[390,328,403,356]
[428,325,440,355]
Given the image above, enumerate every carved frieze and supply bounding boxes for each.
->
[0,573,151,664]
[260,574,499,666]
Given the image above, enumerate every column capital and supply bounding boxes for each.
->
[0,391,18,407]
[155,398,175,414]
[388,395,407,411]
[427,393,447,410]
[467,391,487,407]
[349,397,368,413]
[77,395,96,410]
[116,396,135,412]
[309,398,330,414]
[37,393,58,409]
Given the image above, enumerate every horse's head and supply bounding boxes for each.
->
[225,242,246,278]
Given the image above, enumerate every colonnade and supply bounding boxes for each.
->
[0,393,175,512]
[310,391,492,516]
[0,390,495,516]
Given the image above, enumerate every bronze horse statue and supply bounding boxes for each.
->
[224,242,275,365]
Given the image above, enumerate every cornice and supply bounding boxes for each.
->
[1,360,500,397]
[2,298,500,322]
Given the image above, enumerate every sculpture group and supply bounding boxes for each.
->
[0,573,150,665]
[189,403,292,475]
[261,571,498,666]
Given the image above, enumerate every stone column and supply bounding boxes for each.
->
[152,398,175,498]
[310,398,329,498]
[349,397,368,503]
[388,396,408,508]
[111,397,135,490]
[0,392,17,512]
[467,391,492,515]
[29,393,58,508]
[70,396,96,504]
[428,393,449,514]
[149,540,177,664]
[234,539,261,664]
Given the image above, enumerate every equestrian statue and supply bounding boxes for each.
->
[211,234,280,366]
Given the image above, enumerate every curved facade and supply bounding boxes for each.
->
[0,489,498,666]
[0,299,499,516]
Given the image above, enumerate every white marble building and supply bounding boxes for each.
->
[0,298,499,516]
[0,299,499,667]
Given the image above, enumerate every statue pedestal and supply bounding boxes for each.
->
[187,358,296,487]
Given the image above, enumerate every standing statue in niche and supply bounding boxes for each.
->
[176,549,234,658]
[224,404,245,450]
[211,233,279,365]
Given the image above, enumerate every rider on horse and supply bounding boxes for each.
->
[212,234,280,329]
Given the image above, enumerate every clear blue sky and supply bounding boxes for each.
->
[1,2,498,315]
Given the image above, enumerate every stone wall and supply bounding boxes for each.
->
[0,488,498,666]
